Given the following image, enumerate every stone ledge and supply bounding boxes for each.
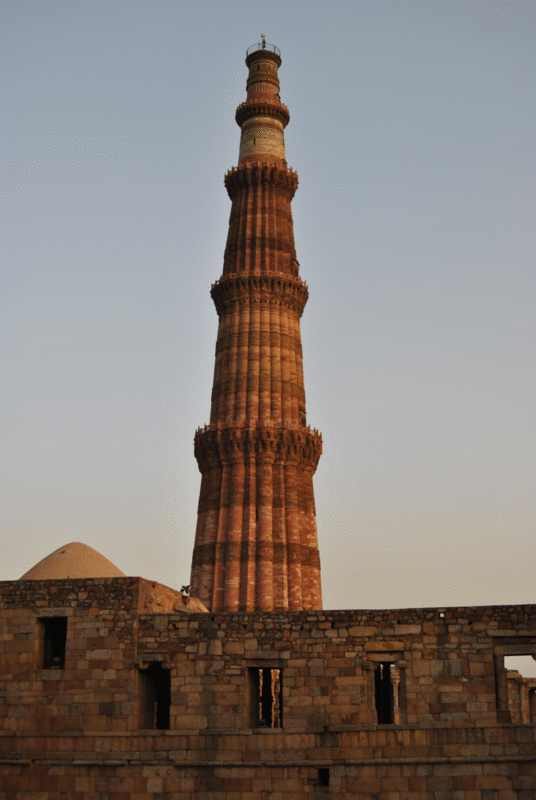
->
[2,754,536,768]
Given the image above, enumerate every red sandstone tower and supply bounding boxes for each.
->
[190,40,322,612]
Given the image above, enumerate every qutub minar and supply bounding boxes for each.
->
[1,41,535,800]
[190,37,322,613]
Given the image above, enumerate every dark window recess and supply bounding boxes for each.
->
[374,662,394,724]
[530,688,536,724]
[248,667,282,728]
[318,768,330,787]
[139,663,171,729]
[41,617,67,669]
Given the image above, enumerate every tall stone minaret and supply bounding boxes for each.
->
[190,41,322,612]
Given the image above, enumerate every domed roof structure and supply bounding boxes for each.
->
[19,542,125,580]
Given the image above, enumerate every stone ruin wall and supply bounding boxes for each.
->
[1,578,535,799]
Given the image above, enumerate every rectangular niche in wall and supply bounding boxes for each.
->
[40,617,67,669]
[138,662,171,729]
[248,666,282,728]
[374,662,394,724]
[318,768,330,787]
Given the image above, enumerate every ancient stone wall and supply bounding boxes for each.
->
[1,579,535,798]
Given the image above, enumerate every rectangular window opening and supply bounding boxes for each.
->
[504,655,536,724]
[248,666,282,728]
[374,661,395,724]
[318,767,330,787]
[41,617,67,669]
[138,662,171,729]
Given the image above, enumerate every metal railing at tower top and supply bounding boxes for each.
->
[246,41,281,57]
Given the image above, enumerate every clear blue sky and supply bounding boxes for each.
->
[3,0,535,613]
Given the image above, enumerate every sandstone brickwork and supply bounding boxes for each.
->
[190,43,323,612]
[1,578,535,798]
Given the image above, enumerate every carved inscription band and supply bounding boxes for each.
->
[191,541,321,570]
[215,330,303,356]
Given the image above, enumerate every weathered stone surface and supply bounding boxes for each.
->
[365,640,405,651]
[1,577,536,798]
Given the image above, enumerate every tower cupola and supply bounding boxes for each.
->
[236,40,289,164]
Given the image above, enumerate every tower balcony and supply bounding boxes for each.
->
[246,42,281,58]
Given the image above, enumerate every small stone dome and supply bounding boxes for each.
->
[19,542,125,580]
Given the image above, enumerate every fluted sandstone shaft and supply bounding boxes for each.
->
[190,43,322,612]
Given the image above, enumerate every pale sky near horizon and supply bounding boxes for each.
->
[3,1,535,618]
